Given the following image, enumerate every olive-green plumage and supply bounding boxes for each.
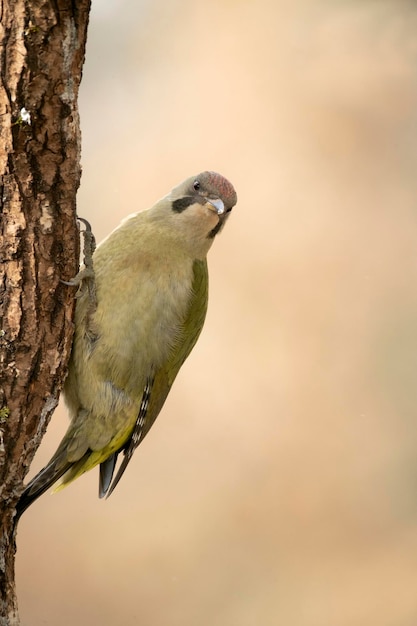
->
[17,171,237,516]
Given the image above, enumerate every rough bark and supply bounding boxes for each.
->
[0,1,91,623]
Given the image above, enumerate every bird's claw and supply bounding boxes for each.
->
[62,216,97,307]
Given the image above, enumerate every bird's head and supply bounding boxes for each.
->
[154,171,237,258]
[171,171,237,231]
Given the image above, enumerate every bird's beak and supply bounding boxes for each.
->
[207,198,225,216]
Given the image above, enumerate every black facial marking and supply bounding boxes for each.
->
[208,219,225,239]
[172,196,196,213]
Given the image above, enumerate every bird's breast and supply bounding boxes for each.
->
[80,251,195,398]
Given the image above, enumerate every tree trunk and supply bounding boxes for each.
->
[0,1,91,623]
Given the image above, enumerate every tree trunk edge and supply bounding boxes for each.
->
[0,1,92,623]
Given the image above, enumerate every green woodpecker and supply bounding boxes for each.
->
[17,171,237,516]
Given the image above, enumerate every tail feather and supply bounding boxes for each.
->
[16,453,73,520]
[99,453,118,498]
[104,450,132,499]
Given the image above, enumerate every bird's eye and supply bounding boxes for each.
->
[193,180,201,191]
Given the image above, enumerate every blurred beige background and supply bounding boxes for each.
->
[16,1,417,624]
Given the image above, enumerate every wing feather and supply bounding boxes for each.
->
[103,259,209,496]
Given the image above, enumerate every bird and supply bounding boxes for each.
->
[16,171,237,517]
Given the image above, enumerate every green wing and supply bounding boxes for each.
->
[104,258,209,496]
[166,258,209,385]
